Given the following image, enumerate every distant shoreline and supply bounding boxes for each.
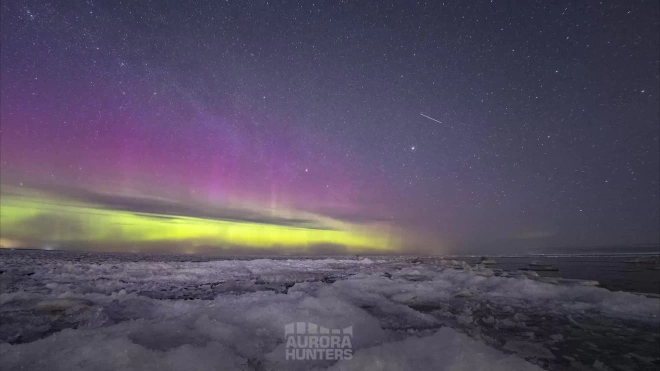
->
[2,246,659,259]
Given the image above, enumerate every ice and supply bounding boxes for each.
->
[456,314,474,325]
[0,322,249,371]
[513,313,529,322]
[1,250,659,370]
[329,328,544,371]
[592,360,613,371]
[549,334,563,341]
[503,340,556,360]
[35,298,94,312]
[482,316,495,324]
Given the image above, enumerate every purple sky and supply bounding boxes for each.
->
[1,1,658,253]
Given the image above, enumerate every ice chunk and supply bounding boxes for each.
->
[456,315,473,325]
[556,278,600,286]
[329,327,543,371]
[503,340,555,359]
[35,298,93,312]
[454,289,473,298]
[482,316,495,325]
[513,313,529,322]
[593,360,614,371]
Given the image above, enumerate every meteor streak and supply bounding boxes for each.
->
[420,113,442,124]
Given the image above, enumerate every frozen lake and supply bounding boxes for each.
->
[449,253,660,295]
[1,249,658,370]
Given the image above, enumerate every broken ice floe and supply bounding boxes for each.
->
[0,250,658,370]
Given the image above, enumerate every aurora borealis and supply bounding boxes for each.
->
[0,184,394,252]
[1,1,658,254]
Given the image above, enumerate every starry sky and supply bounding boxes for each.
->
[1,0,658,254]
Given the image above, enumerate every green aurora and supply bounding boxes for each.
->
[0,185,398,253]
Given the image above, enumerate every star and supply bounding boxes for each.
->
[0,0,655,255]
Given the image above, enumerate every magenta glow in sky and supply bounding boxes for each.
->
[1,1,658,253]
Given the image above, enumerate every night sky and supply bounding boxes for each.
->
[1,1,658,254]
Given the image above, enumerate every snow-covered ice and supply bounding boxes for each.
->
[0,250,658,370]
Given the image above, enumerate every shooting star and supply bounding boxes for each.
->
[420,113,442,124]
